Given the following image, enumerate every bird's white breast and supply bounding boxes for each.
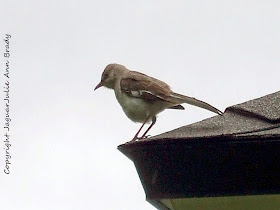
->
[113,79,168,123]
[115,90,151,123]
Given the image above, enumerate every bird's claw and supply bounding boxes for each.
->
[128,135,152,143]
[141,135,151,139]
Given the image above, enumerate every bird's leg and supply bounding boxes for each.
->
[140,116,157,139]
[130,117,150,142]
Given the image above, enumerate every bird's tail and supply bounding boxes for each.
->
[170,92,223,115]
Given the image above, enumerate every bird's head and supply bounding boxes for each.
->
[94,63,127,90]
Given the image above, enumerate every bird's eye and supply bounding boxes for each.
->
[102,73,108,81]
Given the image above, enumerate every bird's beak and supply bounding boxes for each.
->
[94,81,103,91]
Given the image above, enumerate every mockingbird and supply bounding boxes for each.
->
[95,63,223,141]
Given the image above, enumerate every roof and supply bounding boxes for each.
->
[118,91,280,209]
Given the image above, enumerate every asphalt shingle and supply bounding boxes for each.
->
[149,91,280,140]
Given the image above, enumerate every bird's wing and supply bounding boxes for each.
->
[120,70,222,115]
[120,71,173,102]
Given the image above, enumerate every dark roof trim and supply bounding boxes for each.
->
[118,137,280,200]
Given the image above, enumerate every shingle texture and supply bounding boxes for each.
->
[148,91,280,140]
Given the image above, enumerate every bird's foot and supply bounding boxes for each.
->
[128,135,151,142]
[129,135,139,142]
[141,135,151,139]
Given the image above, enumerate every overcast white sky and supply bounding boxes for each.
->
[0,0,279,209]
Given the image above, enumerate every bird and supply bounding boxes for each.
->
[94,63,223,141]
